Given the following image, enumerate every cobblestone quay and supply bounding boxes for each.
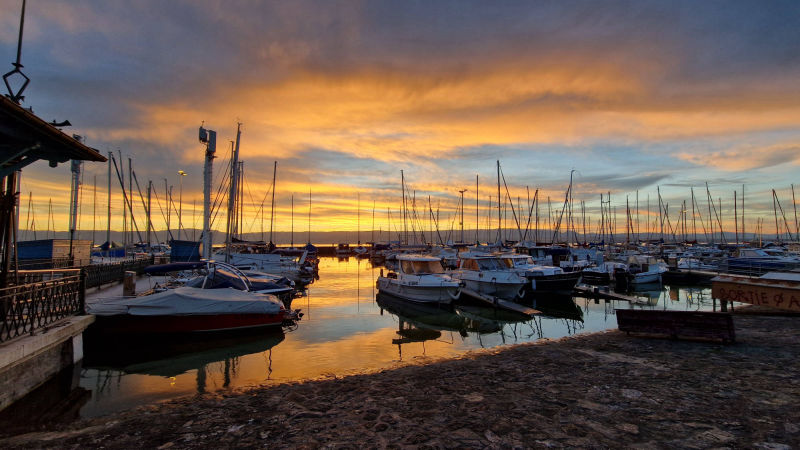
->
[3,311,799,448]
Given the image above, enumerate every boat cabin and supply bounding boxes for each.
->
[398,255,445,275]
[458,254,509,271]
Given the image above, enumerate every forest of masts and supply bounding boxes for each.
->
[18,156,800,248]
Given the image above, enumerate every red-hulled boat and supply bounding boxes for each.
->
[87,286,295,335]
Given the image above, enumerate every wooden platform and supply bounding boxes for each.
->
[615,309,735,343]
[459,288,539,317]
[573,285,648,304]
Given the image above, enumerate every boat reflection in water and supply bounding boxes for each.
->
[376,293,469,346]
[528,294,585,322]
[64,258,715,422]
[376,292,534,357]
[83,329,286,401]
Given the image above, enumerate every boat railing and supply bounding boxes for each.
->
[203,260,253,291]
[0,269,84,343]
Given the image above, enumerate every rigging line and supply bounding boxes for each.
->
[167,184,185,237]
[209,159,232,229]
[131,170,160,244]
[110,154,144,243]
[773,189,796,241]
[498,164,523,241]
[242,170,273,236]
[205,145,232,229]
[551,172,573,244]
[691,190,709,239]
[706,183,727,243]
[236,170,274,237]
[149,187,173,242]
[427,196,445,246]
[522,189,539,242]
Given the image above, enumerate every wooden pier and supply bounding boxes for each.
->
[458,288,539,317]
[572,284,648,304]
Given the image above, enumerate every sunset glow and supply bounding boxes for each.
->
[3,0,799,241]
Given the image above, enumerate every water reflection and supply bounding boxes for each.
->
[84,330,285,396]
[68,257,720,421]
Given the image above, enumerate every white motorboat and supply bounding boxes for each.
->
[581,261,628,285]
[215,246,314,282]
[452,252,526,300]
[499,253,581,294]
[626,255,668,284]
[377,254,461,304]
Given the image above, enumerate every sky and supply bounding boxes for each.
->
[2,0,800,242]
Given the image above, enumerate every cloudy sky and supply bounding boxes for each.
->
[2,0,799,241]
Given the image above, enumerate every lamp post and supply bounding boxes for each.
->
[178,170,187,240]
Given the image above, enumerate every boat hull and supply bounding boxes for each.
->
[629,272,662,284]
[91,312,287,335]
[459,278,525,300]
[376,277,458,304]
[580,271,611,285]
[528,271,582,294]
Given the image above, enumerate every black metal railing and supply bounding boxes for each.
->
[83,255,154,288]
[0,269,84,343]
[13,258,74,270]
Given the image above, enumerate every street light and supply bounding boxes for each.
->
[178,170,187,240]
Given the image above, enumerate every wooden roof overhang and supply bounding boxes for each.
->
[0,95,106,179]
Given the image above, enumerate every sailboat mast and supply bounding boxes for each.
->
[197,124,216,259]
[269,161,277,245]
[496,161,501,244]
[308,188,311,244]
[291,194,294,247]
[106,152,111,245]
[92,175,97,245]
[146,180,152,248]
[691,188,697,243]
[401,170,407,245]
[357,192,361,245]
[734,190,738,244]
[742,184,745,243]
[225,124,242,259]
[165,178,170,241]
[475,174,479,243]
[128,157,133,244]
[793,184,799,239]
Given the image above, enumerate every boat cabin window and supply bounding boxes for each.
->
[460,258,479,270]
[401,260,414,274]
[477,258,503,271]
[411,260,444,274]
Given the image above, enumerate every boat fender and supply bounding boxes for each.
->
[517,287,526,299]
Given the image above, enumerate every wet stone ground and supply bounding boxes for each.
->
[3,312,799,449]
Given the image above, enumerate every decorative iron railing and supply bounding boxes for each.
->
[83,256,154,288]
[0,269,84,343]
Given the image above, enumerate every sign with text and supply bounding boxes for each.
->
[712,275,800,312]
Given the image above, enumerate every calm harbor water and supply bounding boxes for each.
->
[78,257,717,419]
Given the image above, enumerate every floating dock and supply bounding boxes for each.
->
[573,284,649,304]
[458,288,540,317]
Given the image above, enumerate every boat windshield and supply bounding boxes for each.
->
[401,260,444,274]
[476,258,504,271]
[413,260,444,274]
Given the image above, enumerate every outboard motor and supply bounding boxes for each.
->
[613,267,630,292]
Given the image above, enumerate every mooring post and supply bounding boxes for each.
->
[123,271,136,297]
